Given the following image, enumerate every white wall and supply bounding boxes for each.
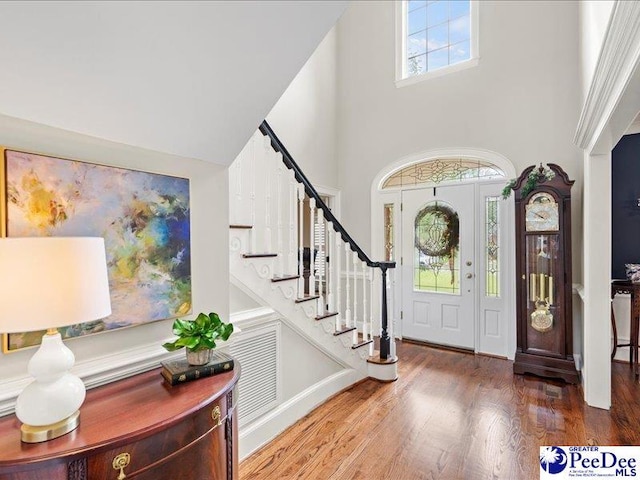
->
[0,114,229,386]
[266,28,339,189]
[336,0,584,276]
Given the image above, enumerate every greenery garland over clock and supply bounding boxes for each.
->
[502,164,556,199]
[414,203,459,258]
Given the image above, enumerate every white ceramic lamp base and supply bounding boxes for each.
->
[15,332,86,443]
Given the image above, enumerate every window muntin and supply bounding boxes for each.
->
[414,201,460,294]
[404,0,473,79]
[382,158,505,190]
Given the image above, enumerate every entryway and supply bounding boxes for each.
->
[372,151,516,357]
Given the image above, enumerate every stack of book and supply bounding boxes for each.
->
[161,351,234,386]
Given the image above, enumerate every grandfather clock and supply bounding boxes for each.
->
[513,164,579,383]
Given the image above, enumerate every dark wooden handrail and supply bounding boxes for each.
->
[259,120,395,359]
[259,121,395,272]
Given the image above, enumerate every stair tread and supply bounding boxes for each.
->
[333,327,356,337]
[352,339,374,350]
[271,275,300,283]
[295,295,320,303]
[315,311,339,321]
[229,224,253,229]
[242,253,278,258]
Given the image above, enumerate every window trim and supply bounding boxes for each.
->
[395,0,480,88]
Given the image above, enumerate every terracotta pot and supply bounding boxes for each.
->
[186,348,212,366]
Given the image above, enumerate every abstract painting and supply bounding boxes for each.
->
[2,149,191,351]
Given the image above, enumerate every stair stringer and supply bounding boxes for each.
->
[230,234,371,377]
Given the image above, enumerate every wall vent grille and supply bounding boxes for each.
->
[229,323,280,426]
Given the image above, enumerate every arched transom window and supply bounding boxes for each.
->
[382,158,505,189]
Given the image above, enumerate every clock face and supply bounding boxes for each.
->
[525,192,559,231]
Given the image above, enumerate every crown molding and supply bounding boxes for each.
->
[575,1,640,151]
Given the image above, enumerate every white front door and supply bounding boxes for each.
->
[401,184,476,348]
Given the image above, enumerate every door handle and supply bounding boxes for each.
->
[466,273,473,279]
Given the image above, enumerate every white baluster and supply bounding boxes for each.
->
[362,261,368,351]
[297,184,305,297]
[288,170,296,276]
[309,197,316,297]
[335,234,342,331]
[249,135,257,254]
[369,267,375,356]
[352,251,358,345]
[327,223,334,313]
[263,137,272,253]
[276,160,284,277]
[389,267,396,358]
[316,208,325,316]
[344,243,351,328]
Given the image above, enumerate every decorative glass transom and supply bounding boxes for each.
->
[485,196,500,297]
[414,201,460,294]
[382,159,505,189]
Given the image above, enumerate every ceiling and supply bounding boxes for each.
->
[0,1,348,165]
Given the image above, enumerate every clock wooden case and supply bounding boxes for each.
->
[513,163,579,383]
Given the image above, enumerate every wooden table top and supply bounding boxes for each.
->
[0,366,239,468]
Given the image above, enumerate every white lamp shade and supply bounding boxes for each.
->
[0,237,112,333]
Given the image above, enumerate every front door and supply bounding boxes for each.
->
[401,184,475,348]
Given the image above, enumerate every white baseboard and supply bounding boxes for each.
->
[239,368,362,460]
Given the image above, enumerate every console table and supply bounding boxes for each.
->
[0,365,239,480]
[611,280,640,376]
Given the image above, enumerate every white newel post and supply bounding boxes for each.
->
[297,185,305,297]
[335,234,343,331]
[352,251,358,345]
[309,198,316,298]
[345,243,351,328]
[316,209,325,316]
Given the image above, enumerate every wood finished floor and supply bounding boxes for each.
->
[240,341,640,480]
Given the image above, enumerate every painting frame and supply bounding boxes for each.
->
[1,147,192,353]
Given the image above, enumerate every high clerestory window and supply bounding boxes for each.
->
[397,1,479,86]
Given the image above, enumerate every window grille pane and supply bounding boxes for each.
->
[414,201,460,294]
[449,0,470,20]
[384,203,394,262]
[382,158,505,190]
[428,46,449,71]
[408,6,427,35]
[409,0,427,12]
[450,40,471,65]
[427,1,448,28]
[449,15,470,44]
[485,196,500,297]
[408,30,427,57]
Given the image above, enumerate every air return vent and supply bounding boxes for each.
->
[228,323,280,426]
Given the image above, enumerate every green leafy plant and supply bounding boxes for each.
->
[502,164,556,199]
[162,312,234,352]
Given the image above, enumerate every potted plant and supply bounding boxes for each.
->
[162,312,234,366]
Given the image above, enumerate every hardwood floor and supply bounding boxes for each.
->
[240,341,640,480]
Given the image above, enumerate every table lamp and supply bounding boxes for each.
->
[0,237,111,443]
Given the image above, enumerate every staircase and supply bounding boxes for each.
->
[229,121,397,382]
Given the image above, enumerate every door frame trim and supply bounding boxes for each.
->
[371,149,517,359]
